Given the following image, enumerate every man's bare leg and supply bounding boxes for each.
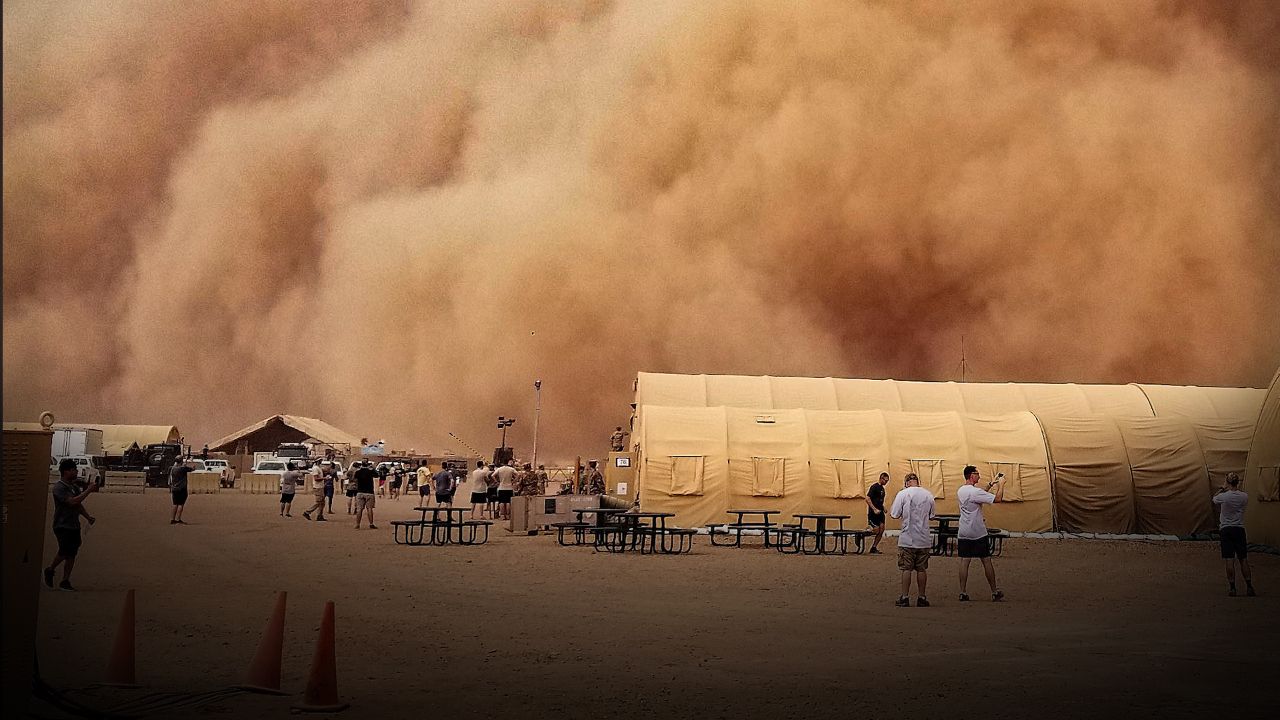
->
[871,524,884,550]
[981,557,999,592]
[959,558,971,595]
[900,571,912,598]
[916,570,927,598]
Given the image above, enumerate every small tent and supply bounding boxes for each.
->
[1244,369,1280,548]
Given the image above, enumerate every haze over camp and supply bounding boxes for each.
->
[4,0,1279,454]
[3,2,1280,719]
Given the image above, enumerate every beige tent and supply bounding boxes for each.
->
[1244,369,1280,548]
[634,373,1265,535]
[638,406,1054,533]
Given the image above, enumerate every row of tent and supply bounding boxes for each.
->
[631,373,1278,543]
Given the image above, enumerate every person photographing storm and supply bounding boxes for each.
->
[957,465,1006,602]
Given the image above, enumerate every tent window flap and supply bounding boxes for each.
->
[1257,466,1280,503]
[988,462,1025,503]
[668,455,706,496]
[833,459,867,499]
[751,457,786,497]
[909,459,946,499]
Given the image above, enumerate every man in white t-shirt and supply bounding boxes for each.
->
[957,465,1005,602]
[1212,472,1255,597]
[890,472,935,607]
[468,461,492,520]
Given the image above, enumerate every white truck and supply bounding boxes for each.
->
[51,427,104,460]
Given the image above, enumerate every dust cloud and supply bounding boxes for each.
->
[4,0,1278,459]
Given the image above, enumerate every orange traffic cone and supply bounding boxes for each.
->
[292,601,348,713]
[237,591,288,694]
[104,589,139,686]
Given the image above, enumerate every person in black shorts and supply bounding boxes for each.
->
[45,459,98,591]
[345,466,359,514]
[433,462,456,506]
[169,458,193,525]
[865,471,890,554]
[1213,473,1255,596]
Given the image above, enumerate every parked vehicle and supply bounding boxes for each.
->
[203,458,235,487]
[143,442,184,487]
[252,459,291,475]
[276,443,309,460]
[51,427,104,459]
[49,455,104,486]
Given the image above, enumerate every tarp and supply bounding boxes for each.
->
[209,415,363,452]
[1244,369,1280,547]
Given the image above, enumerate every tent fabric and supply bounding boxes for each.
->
[636,407,1055,533]
[208,415,363,452]
[1244,369,1280,547]
[1039,416,1137,534]
[49,424,182,455]
[1114,417,1214,535]
[635,373,1261,421]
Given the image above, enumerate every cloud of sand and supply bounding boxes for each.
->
[4,0,1279,458]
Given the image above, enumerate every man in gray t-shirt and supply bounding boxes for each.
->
[45,459,98,591]
[280,464,302,517]
[169,460,193,525]
[1212,472,1255,597]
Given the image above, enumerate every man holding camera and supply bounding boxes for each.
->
[957,465,1005,602]
[1213,472,1255,597]
[45,458,98,591]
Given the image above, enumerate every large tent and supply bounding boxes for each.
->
[208,415,363,455]
[633,373,1265,535]
[1244,369,1280,548]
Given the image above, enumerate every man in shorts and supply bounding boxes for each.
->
[303,462,333,521]
[469,460,492,520]
[890,472,935,607]
[1213,472,1255,597]
[865,471,890,554]
[345,466,359,514]
[493,460,517,520]
[353,461,378,530]
[485,462,501,517]
[45,458,98,591]
[280,462,302,517]
[416,460,433,505]
[169,457,193,525]
[433,462,456,506]
[956,465,1005,602]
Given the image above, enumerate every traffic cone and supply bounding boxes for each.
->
[104,589,139,686]
[237,591,288,694]
[292,601,348,713]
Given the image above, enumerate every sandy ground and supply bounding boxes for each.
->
[29,490,1279,719]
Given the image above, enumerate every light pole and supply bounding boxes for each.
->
[497,416,516,452]
[532,380,542,470]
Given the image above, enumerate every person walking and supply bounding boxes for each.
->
[416,460,433,506]
[468,461,491,520]
[280,462,302,517]
[890,472,935,607]
[433,462,456,506]
[44,459,98,591]
[353,460,378,530]
[494,460,517,520]
[303,462,332,521]
[1213,472,1256,597]
[169,457,193,525]
[325,461,337,514]
[865,471,889,554]
[957,465,1005,602]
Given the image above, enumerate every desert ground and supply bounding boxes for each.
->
[32,490,1278,719]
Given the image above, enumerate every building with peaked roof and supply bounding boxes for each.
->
[208,415,364,457]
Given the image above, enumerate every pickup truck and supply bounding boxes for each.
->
[50,455,104,486]
[202,458,235,487]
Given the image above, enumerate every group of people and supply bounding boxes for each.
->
[47,450,1261,600]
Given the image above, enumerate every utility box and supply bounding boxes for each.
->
[527,494,597,529]
[605,451,637,503]
[2,426,53,718]
[509,495,530,534]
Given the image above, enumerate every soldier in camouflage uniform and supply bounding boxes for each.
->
[586,460,606,495]
[515,463,541,496]
[610,426,629,452]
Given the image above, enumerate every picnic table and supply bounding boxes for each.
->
[776,513,851,555]
[931,514,961,556]
[608,512,694,554]
[708,509,780,548]
[391,507,489,546]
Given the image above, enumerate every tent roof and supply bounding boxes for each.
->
[636,373,1264,422]
[209,415,363,452]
